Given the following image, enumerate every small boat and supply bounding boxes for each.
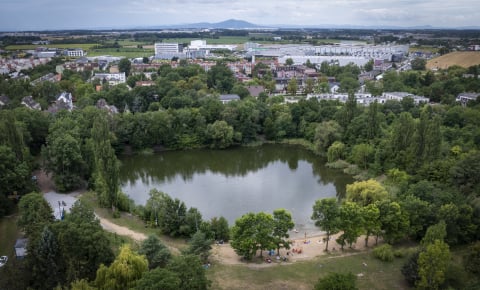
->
[0,256,7,267]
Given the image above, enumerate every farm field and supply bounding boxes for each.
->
[5,43,98,50]
[427,51,480,70]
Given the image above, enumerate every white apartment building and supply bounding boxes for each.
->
[64,49,85,57]
[92,72,126,86]
[154,43,182,55]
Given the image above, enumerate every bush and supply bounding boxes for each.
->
[117,191,135,212]
[394,249,406,258]
[314,272,357,290]
[326,159,350,169]
[373,244,394,262]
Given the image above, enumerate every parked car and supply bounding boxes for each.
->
[0,256,7,267]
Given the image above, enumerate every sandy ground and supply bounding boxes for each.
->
[211,233,372,267]
[36,169,372,266]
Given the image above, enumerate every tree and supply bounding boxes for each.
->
[42,116,86,192]
[421,221,447,247]
[285,58,294,66]
[17,192,54,237]
[337,202,363,250]
[351,143,374,170]
[209,216,230,242]
[364,60,373,72]
[411,58,427,71]
[272,209,294,255]
[207,61,235,93]
[311,198,340,251]
[91,114,120,210]
[287,78,298,95]
[346,179,388,207]
[314,272,357,290]
[327,141,346,163]
[464,242,480,275]
[205,120,234,149]
[118,58,131,77]
[230,212,274,260]
[138,235,172,269]
[0,145,33,198]
[417,240,451,290]
[54,200,114,283]
[399,195,432,240]
[95,245,148,290]
[402,250,421,287]
[304,78,315,94]
[361,203,381,247]
[376,200,409,244]
[134,268,180,290]
[314,120,342,154]
[29,226,64,289]
[70,279,96,290]
[166,254,210,290]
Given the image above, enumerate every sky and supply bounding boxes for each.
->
[1,0,479,31]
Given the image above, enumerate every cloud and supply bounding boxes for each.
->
[0,0,479,30]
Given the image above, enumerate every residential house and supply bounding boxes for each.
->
[96,98,119,114]
[48,92,74,113]
[21,96,41,110]
[0,95,10,108]
[219,94,241,104]
[246,85,265,97]
[456,92,479,106]
[92,72,126,86]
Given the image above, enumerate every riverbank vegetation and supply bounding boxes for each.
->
[1,57,480,288]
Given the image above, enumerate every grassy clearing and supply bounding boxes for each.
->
[208,249,410,290]
[87,49,154,58]
[409,46,439,53]
[5,43,98,50]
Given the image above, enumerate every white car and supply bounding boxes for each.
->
[0,256,7,267]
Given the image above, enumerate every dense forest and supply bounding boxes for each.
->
[1,57,480,289]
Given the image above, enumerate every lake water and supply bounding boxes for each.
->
[119,144,353,237]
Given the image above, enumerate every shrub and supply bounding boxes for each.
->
[373,244,394,262]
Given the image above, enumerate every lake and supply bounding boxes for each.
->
[119,144,353,237]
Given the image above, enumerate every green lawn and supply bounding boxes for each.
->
[208,250,410,290]
[87,49,154,58]
[5,43,98,50]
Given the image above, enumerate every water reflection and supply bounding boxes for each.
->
[120,144,353,235]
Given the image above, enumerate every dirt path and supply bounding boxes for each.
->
[96,216,147,241]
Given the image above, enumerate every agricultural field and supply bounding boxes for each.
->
[4,43,98,50]
[427,51,480,70]
[409,45,439,53]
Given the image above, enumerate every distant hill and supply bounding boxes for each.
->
[427,51,480,70]
[160,19,262,29]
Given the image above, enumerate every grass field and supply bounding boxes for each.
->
[5,43,98,50]
[87,50,154,58]
[208,250,410,290]
[409,46,439,53]
[427,51,480,69]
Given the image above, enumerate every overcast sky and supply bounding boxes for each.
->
[1,0,479,31]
